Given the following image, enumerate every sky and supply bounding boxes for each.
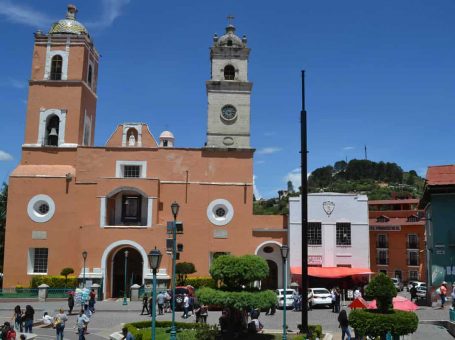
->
[0,0,454,198]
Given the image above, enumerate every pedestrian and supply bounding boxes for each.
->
[76,309,90,340]
[22,305,34,333]
[410,284,417,302]
[1,322,16,340]
[89,288,96,313]
[68,292,75,314]
[53,308,68,340]
[308,290,313,311]
[182,293,190,318]
[157,291,165,315]
[199,303,208,324]
[219,309,229,334]
[338,309,351,340]
[335,288,341,313]
[43,312,53,326]
[440,281,448,308]
[451,283,455,308]
[331,288,336,312]
[11,305,23,332]
[292,291,299,311]
[140,293,150,315]
[121,326,134,340]
[353,287,361,299]
[248,315,264,334]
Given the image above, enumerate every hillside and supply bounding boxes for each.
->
[253,159,424,215]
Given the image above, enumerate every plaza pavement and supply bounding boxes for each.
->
[0,291,452,339]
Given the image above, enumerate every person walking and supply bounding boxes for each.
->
[338,309,351,340]
[182,293,190,318]
[88,289,96,313]
[440,281,448,308]
[335,287,341,313]
[157,291,165,315]
[451,283,455,308]
[76,309,90,340]
[331,288,336,312]
[121,326,134,340]
[53,308,68,340]
[22,305,34,333]
[410,284,418,302]
[68,292,75,314]
[199,303,208,324]
[11,305,23,332]
[140,293,149,315]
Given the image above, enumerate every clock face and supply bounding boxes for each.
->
[221,105,237,121]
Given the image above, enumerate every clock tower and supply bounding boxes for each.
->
[205,21,252,149]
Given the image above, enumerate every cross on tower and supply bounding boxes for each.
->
[227,15,235,25]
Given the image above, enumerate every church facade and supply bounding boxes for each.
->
[3,5,286,297]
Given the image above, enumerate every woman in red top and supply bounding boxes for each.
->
[440,281,448,308]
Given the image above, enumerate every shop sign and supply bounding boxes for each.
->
[308,255,323,265]
[369,225,401,231]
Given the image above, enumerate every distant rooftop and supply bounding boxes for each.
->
[426,165,455,186]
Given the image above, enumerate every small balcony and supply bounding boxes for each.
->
[376,241,389,249]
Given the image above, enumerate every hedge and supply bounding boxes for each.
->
[196,287,276,310]
[296,325,322,340]
[30,275,78,288]
[183,277,217,289]
[349,309,418,337]
[126,321,211,340]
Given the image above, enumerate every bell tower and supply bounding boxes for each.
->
[205,19,252,149]
[23,4,99,148]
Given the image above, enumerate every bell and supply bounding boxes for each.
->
[49,128,58,137]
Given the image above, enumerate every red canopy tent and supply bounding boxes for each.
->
[348,297,369,309]
[291,266,373,278]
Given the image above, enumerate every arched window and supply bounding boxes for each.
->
[224,65,235,80]
[88,65,93,87]
[50,55,63,80]
[45,115,60,146]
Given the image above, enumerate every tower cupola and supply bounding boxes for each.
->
[49,4,89,36]
[214,24,247,48]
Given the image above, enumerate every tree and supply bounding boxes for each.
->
[364,272,397,313]
[287,180,294,193]
[0,183,8,273]
[176,262,196,285]
[197,255,276,334]
[333,160,347,172]
[60,267,74,288]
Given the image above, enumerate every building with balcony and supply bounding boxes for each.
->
[3,6,286,297]
[369,198,426,283]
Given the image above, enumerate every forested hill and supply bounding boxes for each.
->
[308,159,424,200]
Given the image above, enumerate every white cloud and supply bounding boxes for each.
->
[255,160,265,165]
[253,175,262,200]
[0,1,51,28]
[257,147,282,155]
[343,146,355,150]
[87,0,131,28]
[0,151,13,161]
[2,77,26,89]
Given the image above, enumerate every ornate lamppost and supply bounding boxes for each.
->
[148,247,163,340]
[82,251,87,288]
[170,201,180,340]
[123,250,129,305]
[281,245,289,340]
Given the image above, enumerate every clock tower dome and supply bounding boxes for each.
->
[205,20,252,149]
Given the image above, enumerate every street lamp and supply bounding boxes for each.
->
[148,247,163,340]
[281,245,289,340]
[170,201,179,340]
[123,250,129,305]
[82,251,88,288]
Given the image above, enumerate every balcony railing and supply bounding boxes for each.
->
[376,241,389,248]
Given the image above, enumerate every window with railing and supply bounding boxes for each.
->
[336,223,351,246]
[377,250,388,265]
[377,234,388,248]
[409,270,418,281]
[308,222,322,245]
[30,248,48,273]
[407,251,419,266]
[407,234,418,249]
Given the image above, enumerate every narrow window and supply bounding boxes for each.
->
[88,65,93,87]
[336,222,351,246]
[45,115,59,146]
[33,248,48,273]
[394,270,402,280]
[307,222,322,245]
[408,251,419,266]
[123,165,141,178]
[377,250,388,265]
[163,140,168,147]
[407,234,418,249]
[50,55,63,80]
[224,65,235,80]
[121,195,142,224]
[377,234,388,248]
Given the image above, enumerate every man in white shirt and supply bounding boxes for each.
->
[76,309,90,340]
[354,288,362,299]
[182,294,190,319]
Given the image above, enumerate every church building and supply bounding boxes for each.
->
[3,5,286,297]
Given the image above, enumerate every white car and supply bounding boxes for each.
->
[416,286,427,298]
[407,281,426,291]
[308,288,332,308]
[275,289,297,309]
[391,278,404,291]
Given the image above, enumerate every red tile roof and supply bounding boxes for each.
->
[426,165,455,186]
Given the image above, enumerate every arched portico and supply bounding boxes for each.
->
[101,240,149,298]
[255,241,287,289]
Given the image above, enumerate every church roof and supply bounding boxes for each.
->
[49,4,88,36]
[213,24,247,48]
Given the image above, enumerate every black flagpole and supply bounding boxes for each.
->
[301,70,308,334]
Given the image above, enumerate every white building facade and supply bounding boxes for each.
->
[289,193,370,273]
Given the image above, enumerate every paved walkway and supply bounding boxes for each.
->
[0,293,452,339]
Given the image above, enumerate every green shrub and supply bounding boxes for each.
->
[30,275,78,288]
[349,309,418,337]
[184,277,217,289]
[364,273,397,313]
[197,287,276,310]
[296,325,322,340]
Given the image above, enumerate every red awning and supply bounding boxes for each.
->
[291,266,373,278]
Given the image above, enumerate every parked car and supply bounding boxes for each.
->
[308,288,332,308]
[407,281,426,291]
[173,285,195,311]
[275,289,297,309]
[391,278,404,291]
[416,285,427,299]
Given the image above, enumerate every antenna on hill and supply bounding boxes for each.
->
[364,145,368,160]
